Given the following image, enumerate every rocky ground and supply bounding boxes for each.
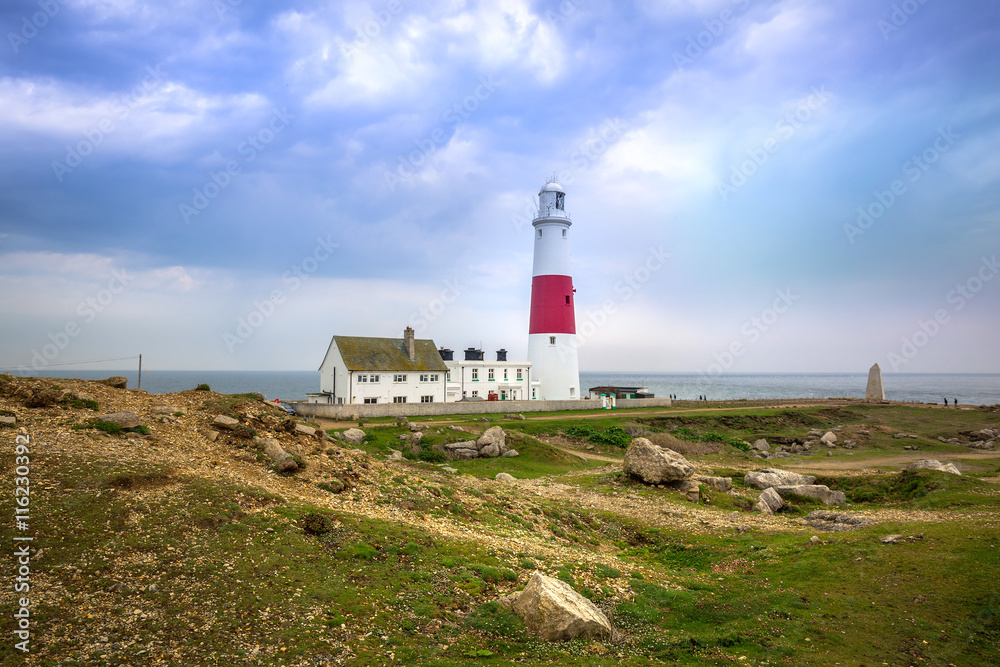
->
[2,374,999,666]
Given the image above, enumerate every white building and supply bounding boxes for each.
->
[526,180,581,400]
[440,347,532,401]
[310,327,448,404]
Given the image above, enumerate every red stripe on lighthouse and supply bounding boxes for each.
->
[529,275,576,334]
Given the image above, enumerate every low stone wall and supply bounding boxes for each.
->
[287,397,673,420]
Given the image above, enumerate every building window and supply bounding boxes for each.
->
[538,229,542,238]
[562,229,566,237]
[371,374,380,383]
[488,368,495,381]
[516,368,522,380]
[447,371,451,381]
[430,374,439,382]
[565,295,570,305]
[363,397,377,404]
[357,374,367,383]
[393,374,407,383]
[570,388,576,397]
[393,396,407,403]
[471,368,478,381]
[503,368,508,380]
[549,336,556,345]
[532,388,536,398]
[471,390,479,397]
[421,395,434,403]
[419,374,429,382]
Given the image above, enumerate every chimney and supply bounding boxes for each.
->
[404,327,416,361]
[438,348,454,361]
[464,347,484,361]
[496,349,507,362]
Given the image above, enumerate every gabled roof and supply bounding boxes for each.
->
[324,335,448,372]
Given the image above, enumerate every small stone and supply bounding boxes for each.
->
[495,472,517,482]
[341,428,366,445]
[294,423,317,436]
[212,414,240,430]
[99,411,142,429]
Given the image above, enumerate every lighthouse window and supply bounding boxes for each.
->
[549,336,556,345]
[565,295,570,305]
[538,229,542,238]
[555,192,565,210]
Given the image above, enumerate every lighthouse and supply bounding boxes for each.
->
[527,180,580,400]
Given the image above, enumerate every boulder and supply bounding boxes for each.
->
[694,476,732,492]
[341,428,365,445]
[805,510,872,532]
[448,425,466,432]
[675,479,700,503]
[409,422,426,432]
[623,438,694,484]
[99,376,128,389]
[502,449,519,457]
[820,431,837,444]
[480,443,501,458]
[752,438,770,452]
[275,458,300,473]
[508,571,613,642]
[477,426,506,452]
[505,413,526,420]
[495,472,517,482]
[212,415,240,430]
[259,437,289,463]
[443,441,478,460]
[753,487,783,515]
[99,411,142,429]
[904,459,961,475]
[775,484,846,505]
[294,423,317,436]
[0,415,16,426]
[386,449,403,461]
[744,469,816,490]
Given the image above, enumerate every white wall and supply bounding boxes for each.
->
[445,360,532,401]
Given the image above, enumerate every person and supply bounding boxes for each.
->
[943,397,948,406]
[953,398,958,406]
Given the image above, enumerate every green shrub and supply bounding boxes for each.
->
[195,384,211,391]
[302,513,333,535]
[466,602,527,640]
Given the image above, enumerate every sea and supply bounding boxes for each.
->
[7,370,1000,406]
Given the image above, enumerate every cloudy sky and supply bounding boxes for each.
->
[1,0,998,375]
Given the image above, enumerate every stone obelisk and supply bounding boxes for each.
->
[865,363,885,401]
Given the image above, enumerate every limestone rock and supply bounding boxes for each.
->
[775,484,846,505]
[502,449,519,457]
[259,437,289,463]
[443,441,478,459]
[865,362,885,401]
[505,413,526,420]
[151,405,181,415]
[820,431,837,445]
[495,472,517,482]
[509,571,613,642]
[623,438,694,484]
[341,428,365,445]
[476,426,506,452]
[275,458,300,473]
[694,476,732,492]
[744,468,816,490]
[100,376,128,389]
[294,423,317,436]
[409,422,426,431]
[752,438,770,452]
[480,443,501,458]
[99,411,142,429]
[213,414,240,430]
[905,459,961,475]
[0,415,16,426]
[753,487,783,515]
[386,449,403,461]
[675,479,700,502]
[805,510,873,532]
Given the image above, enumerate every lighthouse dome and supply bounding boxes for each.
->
[539,180,565,195]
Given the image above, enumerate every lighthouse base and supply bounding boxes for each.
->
[527,333,580,401]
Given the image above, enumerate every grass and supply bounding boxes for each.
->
[5,398,1000,666]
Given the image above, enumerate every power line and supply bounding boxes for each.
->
[0,355,140,372]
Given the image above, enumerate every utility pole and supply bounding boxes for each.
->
[138,354,142,390]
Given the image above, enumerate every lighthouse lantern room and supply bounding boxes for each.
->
[527,180,580,400]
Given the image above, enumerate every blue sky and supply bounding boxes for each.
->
[1,0,998,374]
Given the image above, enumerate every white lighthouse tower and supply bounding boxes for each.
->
[527,180,580,400]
